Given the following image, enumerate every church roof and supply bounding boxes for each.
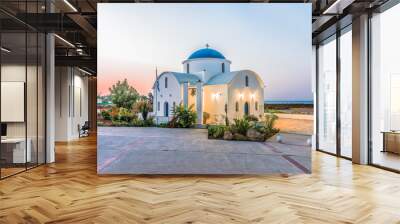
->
[205,70,263,86]
[170,72,201,84]
[205,71,241,85]
[188,48,226,60]
[153,72,201,89]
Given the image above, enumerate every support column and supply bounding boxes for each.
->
[196,81,203,125]
[352,14,369,164]
[46,32,55,163]
[183,82,189,108]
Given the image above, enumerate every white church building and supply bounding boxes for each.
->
[152,46,265,124]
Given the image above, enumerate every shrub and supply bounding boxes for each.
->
[133,100,152,121]
[168,104,197,128]
[110,107,120,121]
[100,110,111,121]
[157,122,169,128]
[244,115,259,122]
[118,108,135,122]
[264,113,279,133]
[230,118,251,135]
[144,116,155,126]
[208,125,226,139]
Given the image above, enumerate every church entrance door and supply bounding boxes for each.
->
[244,102,249,116]
[164,102,169,117]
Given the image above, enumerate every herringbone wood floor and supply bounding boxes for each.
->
[1,135,400,224]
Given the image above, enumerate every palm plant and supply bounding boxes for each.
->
[168,104,197,128]
[133,100,152,120]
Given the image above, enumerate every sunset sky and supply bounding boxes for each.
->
[98,3,312,101]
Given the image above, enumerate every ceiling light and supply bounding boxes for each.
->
[1,47,11,53]
[323,0,355,15]
[54,34,75,48]
[63,0,78,12]
[78,67,93,76]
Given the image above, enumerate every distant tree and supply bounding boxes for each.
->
[147,92,153,111]
[109,79,139,109]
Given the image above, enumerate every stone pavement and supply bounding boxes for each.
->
[98,127,311,174]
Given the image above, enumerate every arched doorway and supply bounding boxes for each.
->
[164,102,169,117]
[244,102,249,116]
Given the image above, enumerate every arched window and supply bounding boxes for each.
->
[186,63,190,73]
[173,101,176,109]
[235,102,239,112]
[157,101,160,111]
[224,104,227,113]
[245,76,249,87]
[244,102,249,116]
[165,77,168,88]
[222,63,225,73]
[255,101,258,111]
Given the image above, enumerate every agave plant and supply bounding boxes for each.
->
[230,118,251,135]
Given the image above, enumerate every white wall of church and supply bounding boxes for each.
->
[154,73,181,118]
[228,72,264,121]
[182,58,231,82]
[203,84,229,124]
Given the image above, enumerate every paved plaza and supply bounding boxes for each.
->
[98,127,311,174]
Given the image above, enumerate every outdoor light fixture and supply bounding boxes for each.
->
[63,0,78,12]
[238,93,244,100]
[212,93,219,100]
[54,34,75,48]
[1,47,11,53]
[250,93,256,99]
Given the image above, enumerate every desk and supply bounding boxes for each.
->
[1,138,31,163]
[382,131,400,154]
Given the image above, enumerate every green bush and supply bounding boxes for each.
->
[100,110,111,120]
[143,117,154,126]
[208,125,227,138]
[264,113,279,133]
[230,118,251,135]
[157,122,169,128]
[244,115,259,122]
[133,100,152,121]
[207,115,279,141]
[118,108,135,122]
[168,104,197,128]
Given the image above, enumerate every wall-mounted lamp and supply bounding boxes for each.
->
[1,47,11,53]
[212,92,222,100]
[54,34,75,48]
[63,0,78,12]
[250,93,256,100]
[238,93,244,100]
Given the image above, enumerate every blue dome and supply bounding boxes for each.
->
[188,48,225,60]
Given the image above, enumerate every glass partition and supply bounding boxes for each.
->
[339,28,352,158]
[1,31,28,177]
[0,4,46,179]
[317,35,337,154]
[371,3,400,171]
